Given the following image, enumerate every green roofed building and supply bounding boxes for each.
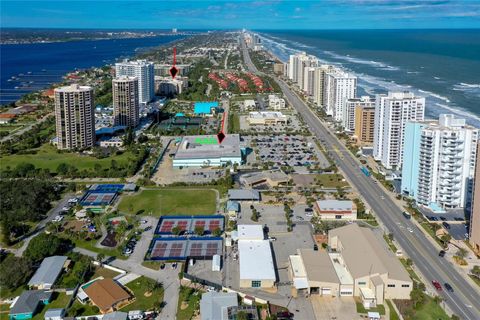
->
[173,134,241,167]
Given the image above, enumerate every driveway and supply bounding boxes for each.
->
[311,296,361,320]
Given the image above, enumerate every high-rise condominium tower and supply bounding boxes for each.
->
[54,84,95,150]
[113,76,139,128]
[373,92,425,169]
[115,59,154,105]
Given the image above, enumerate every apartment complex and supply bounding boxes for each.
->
[303,67,316,95]
[354,100,376,144]
[268,94,286,109]
[115,59,154,105]
[324,71,357,122]
[288,52,318,91]
[54,84,95,150]
[112,76,139,128]
[402,114,478,210]
[289,224,412,308]
[470,142,480,254]
[344,96,375,133]
[373,92,425,169]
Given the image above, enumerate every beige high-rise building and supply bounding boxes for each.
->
[54,84,95,150]
[113,76,139,128]
[353,99,376,144]
[470,142,480,254]
[313,65,334,107]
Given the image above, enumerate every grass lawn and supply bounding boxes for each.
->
[386,300,400,320]
[118,189,217,216]
[91,266,121,279]
[0,144,133,172]
[412,297,449,320]
[469,275,480,287]
[0,285,25,299]
[399,258,421,283]
[67,301,99,317]
[315,174,349,188]
[176,286,202,320]
[142,261,163,270]
[32,292,71,320]
[355,300,385,315]
[123,277,164,312]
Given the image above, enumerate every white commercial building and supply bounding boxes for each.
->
[54,84,95,150]
[324,70,357,122]
[402,114,478,210]
[237,224,276,288]
[344,96,375,132]
[247,111,287,125]
[115,59,155,105]
[373,92,425,169]
[113,76,139,128]
[268,94,286,110]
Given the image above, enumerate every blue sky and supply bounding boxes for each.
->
[1,0,479,29]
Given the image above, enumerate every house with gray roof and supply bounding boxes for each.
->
[228,189,260,202]
[200,292,238,320]
[28,256,68,290]
[44,308,65,320]
[9,290,52,320]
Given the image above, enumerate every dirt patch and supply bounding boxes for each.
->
[180,301,189,310]
[100,231,117,247]
[144,291,152,297]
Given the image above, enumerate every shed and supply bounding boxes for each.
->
[212,254,221,272]
[44,308,65,320]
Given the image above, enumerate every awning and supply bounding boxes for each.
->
[293,278,309,290]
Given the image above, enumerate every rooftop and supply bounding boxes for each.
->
[228,189,260,201]
[248,111,286,119]
[200,292,238,320]
[84,278,131,312]
[239,240,276,281]
[299,249,339,284]
[238,224,264,241]
[316,200,355,212]
[174,134,241,160]
[10,291,52,315]
[329,224,411,282]
[28,256,67,287]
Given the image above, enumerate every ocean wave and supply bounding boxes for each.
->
[432,103,480,125]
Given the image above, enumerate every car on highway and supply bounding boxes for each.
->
[439,250,446,257]
[407,227,414,233]
[442,222,451,229]
[432,280,442,291]
[444,283,454,292]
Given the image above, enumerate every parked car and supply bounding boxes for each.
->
[144,226,153,232]
[432,280,442,291]
[442,222,451,229]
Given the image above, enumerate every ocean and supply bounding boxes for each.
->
[0,35,185,105]
[258,29,480,127]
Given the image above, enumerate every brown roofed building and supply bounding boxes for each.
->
[84,278,132,313]
[0,113,17,124]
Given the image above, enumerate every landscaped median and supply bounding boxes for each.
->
[117,188,217,216]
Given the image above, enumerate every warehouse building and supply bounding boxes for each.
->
[289,224,412,308]
[228,189,260,202]
[314,200,357,220]
[247,111,287,125]
[173,134,242,167]
[238,225,276,288]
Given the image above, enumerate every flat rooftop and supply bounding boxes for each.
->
[174,134,241,160]
[239,240,276,281]
[248,111,286,119]
[316,200,355,212]
[329,253,354,285]
[238,224,264,241]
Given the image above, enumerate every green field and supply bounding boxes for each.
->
[123,277,164,312]
[118,188,217,216]
[0,144,133,172]
[315,173,349,188]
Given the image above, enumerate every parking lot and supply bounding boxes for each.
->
[126,216,158,264]
[244,134,330,171]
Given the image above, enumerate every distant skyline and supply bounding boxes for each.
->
[1,0,479,30]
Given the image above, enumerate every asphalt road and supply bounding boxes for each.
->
[274,79,480,320]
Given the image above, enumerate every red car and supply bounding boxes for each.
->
[432,280,443,291]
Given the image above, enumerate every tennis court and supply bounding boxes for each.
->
[80,191,117,206]
[148,237,223,260]
[155,215,224,235]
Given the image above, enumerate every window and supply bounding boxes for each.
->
[402,284,410,288]
[387,284,396,288]
[252,281,261,288]
[358,282,366,285]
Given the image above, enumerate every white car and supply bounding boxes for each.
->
[407,227,414,233]
[53,215,64,222]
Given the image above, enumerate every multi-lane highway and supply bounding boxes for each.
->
[240,35,480,319]
[276,80,480,320]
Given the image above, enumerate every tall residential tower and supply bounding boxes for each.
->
[113,76,139,128]
[115,59,154,105]
[54,84,95,150]
[401,114,478,210]
[373,92,425,169]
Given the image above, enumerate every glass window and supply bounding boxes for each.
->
[252,281,261,288]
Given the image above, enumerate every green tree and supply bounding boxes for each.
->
[25,233,63,263]
[212,227,222,237]
[455,248,468,260]
[172,226,183,236]
[194,226,205,236]
[96,253,105,265]
[0,256,32,289]
[471,265,480,279]
[237,311,248,320]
